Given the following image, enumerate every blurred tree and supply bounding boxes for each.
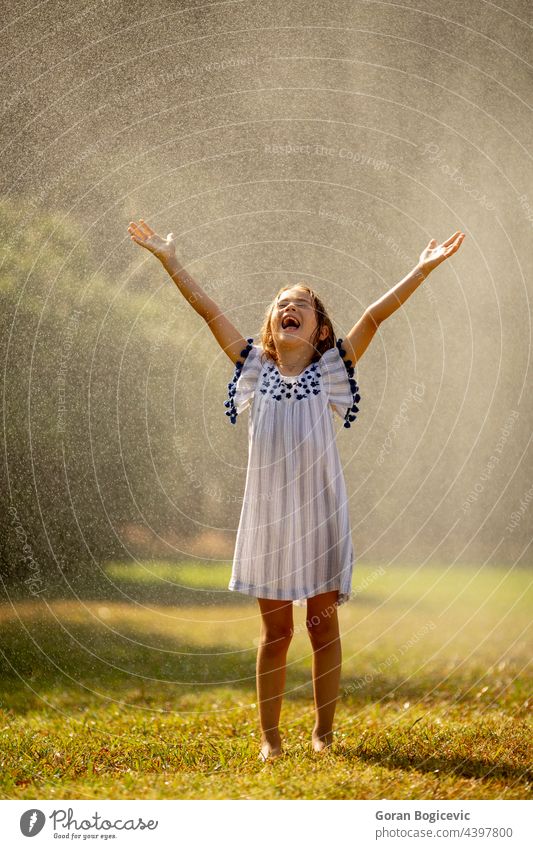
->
[0,197,213,597]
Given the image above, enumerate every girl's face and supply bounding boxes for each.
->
[272,287,324,349]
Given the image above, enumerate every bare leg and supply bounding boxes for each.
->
[256,597,294,760]
[306,591,342,752]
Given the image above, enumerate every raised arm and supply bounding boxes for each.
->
[127,218,248,365]
[341,231,466,365]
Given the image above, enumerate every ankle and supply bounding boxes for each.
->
[312,725,333,738]
[261,728,281,742]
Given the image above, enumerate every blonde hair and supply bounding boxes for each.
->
[259,283,335,366]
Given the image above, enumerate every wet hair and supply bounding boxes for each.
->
[259,283,335,367]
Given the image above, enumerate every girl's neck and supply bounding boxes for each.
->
[274,344,313,376]
[276,356,313,377]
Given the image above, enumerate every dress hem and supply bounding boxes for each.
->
[228,580,352,607]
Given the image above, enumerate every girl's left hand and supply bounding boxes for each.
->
[418,231,466,274]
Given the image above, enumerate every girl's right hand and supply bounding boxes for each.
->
[127,219,177,263]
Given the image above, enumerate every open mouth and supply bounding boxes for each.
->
[281,315,300,329]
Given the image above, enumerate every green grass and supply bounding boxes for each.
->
[105,560,232,589]
[0,563,531,799]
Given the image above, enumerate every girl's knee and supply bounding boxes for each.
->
[261,624,294,652]
[306,616,339,649]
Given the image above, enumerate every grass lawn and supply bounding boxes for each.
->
[0,562,531,799]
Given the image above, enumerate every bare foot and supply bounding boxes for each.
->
[312,728,333,753]
[259,732,282,762]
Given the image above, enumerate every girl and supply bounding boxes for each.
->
[127,218,465,760]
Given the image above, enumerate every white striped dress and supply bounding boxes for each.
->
[224,337,361,607]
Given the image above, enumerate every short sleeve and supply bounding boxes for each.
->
[320,339,361,428]
[224,337,263,424]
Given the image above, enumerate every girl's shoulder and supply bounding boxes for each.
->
[320,340,361,428]
[225,336,264,424]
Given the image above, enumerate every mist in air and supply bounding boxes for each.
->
[1,0,531,607]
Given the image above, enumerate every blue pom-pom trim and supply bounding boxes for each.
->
[225,337,254,424]
[336,338,360,428]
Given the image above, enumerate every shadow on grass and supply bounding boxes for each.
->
[0,615,459,715]
[340,736,532,784]
[335,671,494,707]
[1,613,518,715]
[0,615,263,715]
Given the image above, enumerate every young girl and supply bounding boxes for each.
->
[127,218,465,760]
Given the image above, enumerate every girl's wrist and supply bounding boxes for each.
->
[415,262,430,279]
[159,251,180,271]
